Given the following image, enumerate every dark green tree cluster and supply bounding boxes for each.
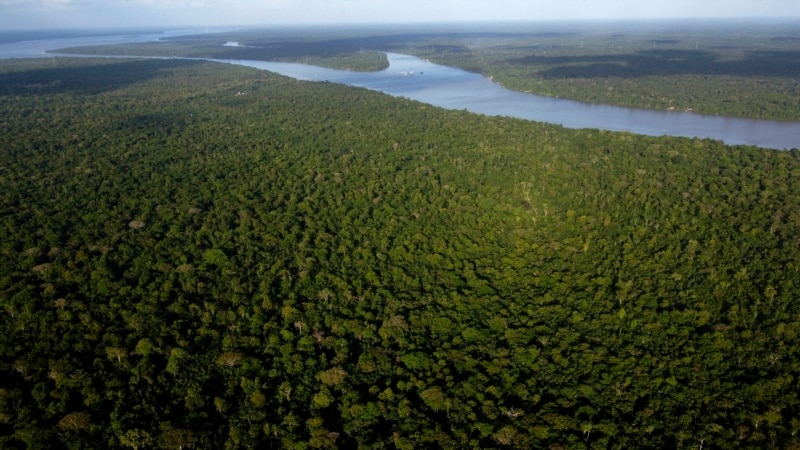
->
[54,31,390,72]
[1,56,800,449]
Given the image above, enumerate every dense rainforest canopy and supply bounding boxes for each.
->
[1,55,800,449]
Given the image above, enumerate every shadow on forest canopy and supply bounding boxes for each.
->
[507,49,800,79]
[0,58,204,96]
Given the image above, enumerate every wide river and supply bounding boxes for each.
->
[219,53,800,150]
[1,32,799,149]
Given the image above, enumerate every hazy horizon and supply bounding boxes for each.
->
[2,0,800,31]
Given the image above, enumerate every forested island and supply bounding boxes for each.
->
[2,21,800,449]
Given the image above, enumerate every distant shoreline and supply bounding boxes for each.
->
[2,16,800,42]
[0,28,168,45]
[0,27,223,45]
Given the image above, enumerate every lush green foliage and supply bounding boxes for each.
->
[2,56,800,449]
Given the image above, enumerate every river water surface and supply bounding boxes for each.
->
[219,53,800,150]
[2,32,799,149]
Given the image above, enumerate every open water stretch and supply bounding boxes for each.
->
[0,31,180,59]
[1,32,799,149]
[218,53,800,150]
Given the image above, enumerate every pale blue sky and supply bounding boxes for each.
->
[1,0,799,30]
